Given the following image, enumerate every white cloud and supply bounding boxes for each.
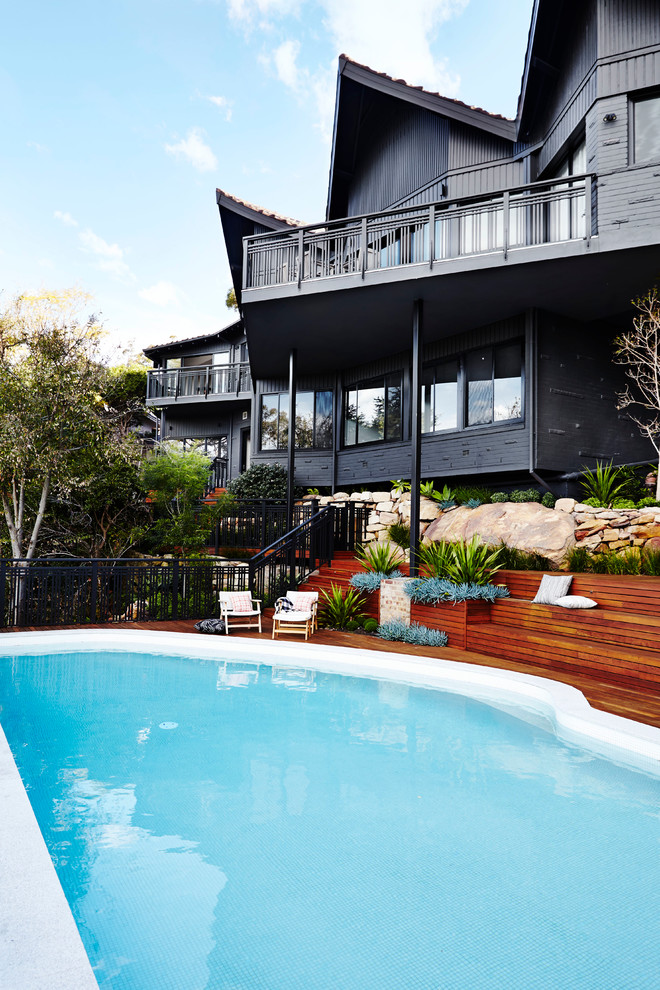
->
[273,39,301,89]
[165,127,218,172]
[27,140,49,154]
[207,94,233,121]
[318,0,466,96]
[227,0,301,25]
[54,210,78,227]
[78,228,136,282]
[138,281,183,307]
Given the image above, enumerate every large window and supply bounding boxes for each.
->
[343,374,402,446]
[260,390,333,450]
[632,92,660,163]
[466,343,523,426]
[548,136,586,241]
[422,360,458,432]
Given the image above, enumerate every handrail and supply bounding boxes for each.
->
[248,506,334,604]
[146,362,252,400]
[245,173,595,242]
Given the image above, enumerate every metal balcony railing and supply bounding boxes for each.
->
[244,174,595,290]
[146,362,252,401]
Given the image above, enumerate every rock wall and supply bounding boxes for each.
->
[306,491,660,565]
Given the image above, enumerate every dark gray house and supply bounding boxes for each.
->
[151,0,660,500]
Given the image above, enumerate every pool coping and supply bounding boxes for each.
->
[2,628,660,989]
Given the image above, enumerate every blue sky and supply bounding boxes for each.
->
[1,0,534,355]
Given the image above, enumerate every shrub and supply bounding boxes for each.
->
[350,570,403,593]
[417,540,454,578]
[405,578,509,606]
[637,497,660,508]
[611,498,637,510]
[227,463,304,501]
[590,549,642,575]
[453,486,492,505]
[465,498,482,509]
[580,461,627,506]
[641,546,660,576]
[491,492,509,503]
[564,546,594,572]
[363,617,379,634]
[377,620,448,647]
[356,540,404,575]
[443,536,504,585]
[387,522,411,549]
[319,585,366,629]
[581,496,602,508]
[346,619,360,632]
[495,543,552,571]
[510,488,542,503]
[541,492,557,508]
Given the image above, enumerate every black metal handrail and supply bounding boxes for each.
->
[146,362,252,401]
[0,557,249,629]
[212,500,315,551]
[248,507,334,605]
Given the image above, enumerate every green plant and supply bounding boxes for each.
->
[465,498,482,509]
[346,619,360,632]
[491,492,509,503]
[227,463,304,500]
[443,536,504,585]
[307,487,320,497]
[641,546,660,576]
[637,497,660,508]
[510,488,541,503]
[404,578,509,605]
[387,522,411,549]
[356,540,404,575]
[363,617,379,634]
[417,540,454,578]
[319,584,366,629]
[589,548,642,575]
[581,496,602,508]
[541,492,557,508]
[350,570,403,593]
[564,546,594,572]
[611,498,637,509]
[376,620,448,647]
[495,543,552,571]
[580,461,628,506]
[453,486,492,505]
[390,479,410,495]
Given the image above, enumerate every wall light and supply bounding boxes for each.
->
[603,112,617,122]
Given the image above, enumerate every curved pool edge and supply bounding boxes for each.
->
[2,627,659,990]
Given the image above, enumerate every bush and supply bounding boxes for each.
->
[377,620,448,647]
[453,486,492,505]
[637,497,660,508]
[346,620,360,632]
[510,488,542,503]
[580,461,627,506]
[564,546,594,572]
[319,585,366,629]
[495,543,552,571]
[350,570,403,593]
[405,578,510,606]
[611,498,637,509]
[417,537,503,585]
[491,492,509,503]
[581,496,602,507]
[356,540,404,575]
[417,540,454,578]
[641,546,660,576]
[363,617,379,634]
[541,492,557,508]
[387,522,410,549]
[227,463,304,501]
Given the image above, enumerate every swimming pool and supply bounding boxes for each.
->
[1,630,660,989]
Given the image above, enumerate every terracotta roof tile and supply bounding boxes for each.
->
[340,55,514,124]
[216,188,304,227]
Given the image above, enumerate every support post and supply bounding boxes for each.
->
[286,349,297,588]
[410,300,423,577]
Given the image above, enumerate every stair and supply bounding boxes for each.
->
[299,552,388,619]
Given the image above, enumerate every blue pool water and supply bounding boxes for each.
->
[1,648,659,990]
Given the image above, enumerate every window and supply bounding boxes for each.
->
[422,360,458,432]
[633,92,660,163]
[466,343,523,427]
[343,374,402,446]
[260,390,333,450]
[548,136,586,241]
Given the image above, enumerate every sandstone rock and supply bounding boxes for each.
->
[332,492,350,501]
[378,512,398,525]
[645,536,660,552]
[555,498,576,513]
[351,491,370,500]
[424,502,575,568]
[375,500,394,512]
[371,491,391,503]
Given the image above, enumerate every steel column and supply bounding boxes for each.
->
[286,348,297,588]
[410,299,423,577]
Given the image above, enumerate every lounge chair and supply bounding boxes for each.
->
[271,590,319,640]
[218,591,263,634]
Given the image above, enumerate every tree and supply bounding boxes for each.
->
[614,288,660,499]
[0,290,110,559]
[226,286,238,310]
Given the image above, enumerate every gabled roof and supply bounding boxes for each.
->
[143,319,243,358]
[216,189,303,230]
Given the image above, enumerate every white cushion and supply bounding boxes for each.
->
[532,574,573,605]
[554,595,597,609]
[276,611,312,622]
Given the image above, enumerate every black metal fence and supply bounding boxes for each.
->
[249,507,334,605]
[0,558,249,629]
[212,499,369,553]
[331,501,370,551]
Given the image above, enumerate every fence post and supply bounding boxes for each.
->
[261,500,267,549]
[502,191,510,261]
[348,500,356,550]
[0,560,5,629]
[172,559,179,620]
[90,559,98,623]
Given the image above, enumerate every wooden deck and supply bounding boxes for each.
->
[4,613,660,729]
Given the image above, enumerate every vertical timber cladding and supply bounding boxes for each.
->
[535,311,655,474]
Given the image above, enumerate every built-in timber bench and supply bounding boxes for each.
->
[468,571,660,690]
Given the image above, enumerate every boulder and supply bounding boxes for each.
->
[554,498,576,513]
[423,502,576,568]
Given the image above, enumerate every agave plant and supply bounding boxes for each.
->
[443,536,504,586]
[319,584,366,629]
[580,461,628,506]
[356,540,404,575]
[417,540,454,578]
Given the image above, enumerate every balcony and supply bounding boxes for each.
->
[146,363,252,405]
[243,174,595,292]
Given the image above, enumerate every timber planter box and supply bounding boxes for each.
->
[410,600,492,650]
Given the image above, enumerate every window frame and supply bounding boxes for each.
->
[464,341,524,429]
[630,89,660,165]
[259,389,333,451]
[342,373,403,448]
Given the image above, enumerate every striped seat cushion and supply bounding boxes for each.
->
[230,592,254,613]
[288,592,317,612]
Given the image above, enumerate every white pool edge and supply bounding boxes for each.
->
[2,628,660,990]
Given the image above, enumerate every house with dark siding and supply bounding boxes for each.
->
[147,0,660,503]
